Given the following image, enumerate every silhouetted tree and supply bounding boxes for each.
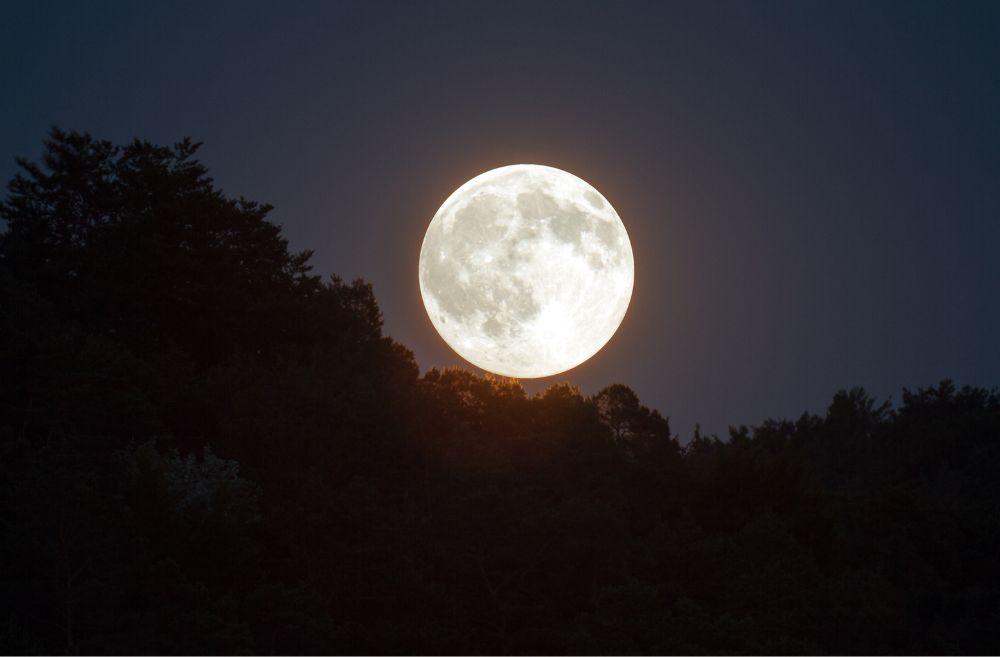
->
[3,130,999,655]
[594,384,676,461]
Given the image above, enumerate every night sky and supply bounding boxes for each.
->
[3,1,998,437]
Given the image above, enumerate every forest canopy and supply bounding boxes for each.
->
[2,130,999,654]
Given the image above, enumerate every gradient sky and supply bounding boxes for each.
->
[3,1,998,437]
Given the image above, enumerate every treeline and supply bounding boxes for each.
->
[1,130,998,654]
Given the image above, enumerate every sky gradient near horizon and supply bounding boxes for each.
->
[3,0,999,437]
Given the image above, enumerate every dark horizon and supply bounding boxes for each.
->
[3,0,998,437]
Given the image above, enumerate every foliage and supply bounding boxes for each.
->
[2,130,999,654]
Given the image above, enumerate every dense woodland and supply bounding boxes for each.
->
[1,130,998,655]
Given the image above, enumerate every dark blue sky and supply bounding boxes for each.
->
[3,1,998,437]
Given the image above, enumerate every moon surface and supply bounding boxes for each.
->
[419,164,634,378]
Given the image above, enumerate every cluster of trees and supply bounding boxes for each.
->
[2,130,998,654]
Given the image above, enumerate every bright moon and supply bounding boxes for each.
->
[419,164,634,378]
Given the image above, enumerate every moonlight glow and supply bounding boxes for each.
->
[419,164,634,378]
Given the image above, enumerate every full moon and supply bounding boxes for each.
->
[419,164,634,378]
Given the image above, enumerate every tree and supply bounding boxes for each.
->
[593,384,676,461]
[0,128,321,369]
[4,129,1000,654]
